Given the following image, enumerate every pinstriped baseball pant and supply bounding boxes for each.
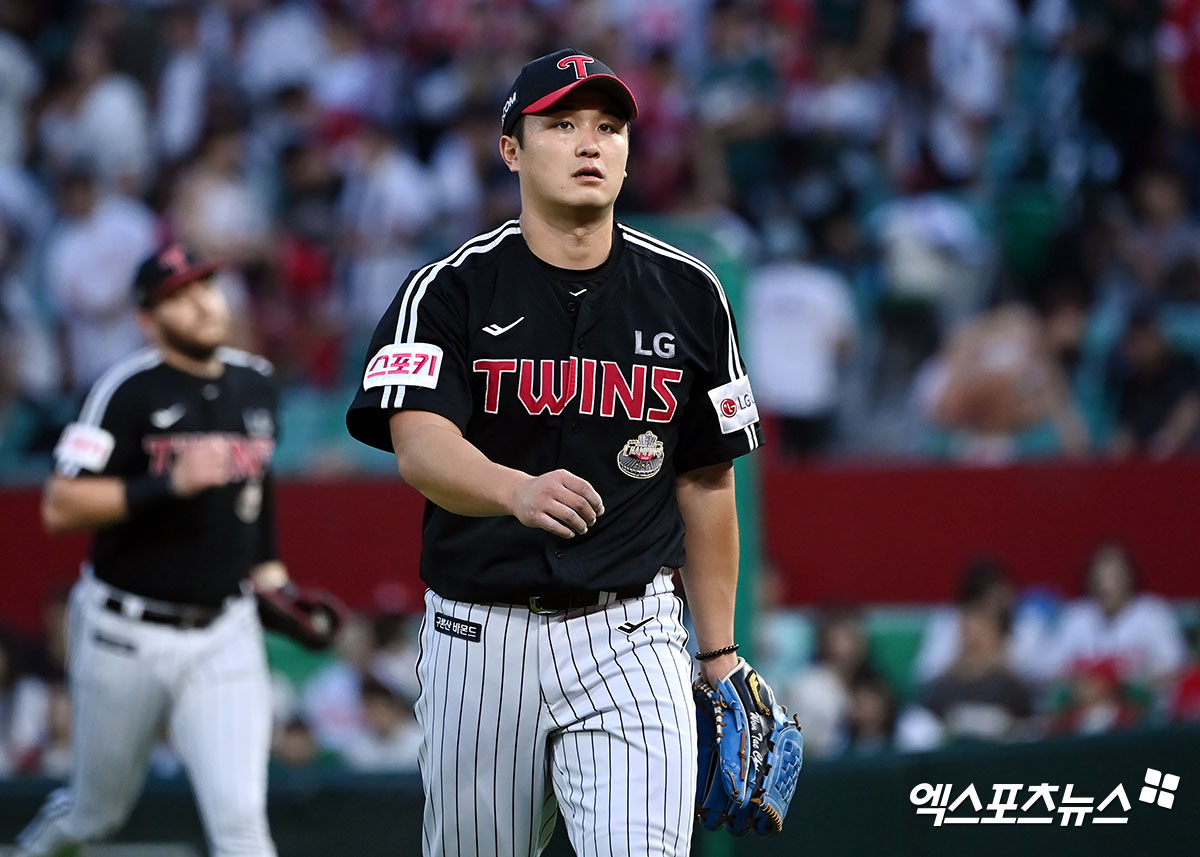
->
[415,570,697,857]
[16,576,275,857]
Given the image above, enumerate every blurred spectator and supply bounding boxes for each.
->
[37,28,153,196]
[310,8,393,122]
[1073,0,1163,187]
[782,607,883,758]
[0,26,41,166]
[1114,166,1200,298]
[335,120,437,338]
[172,123,273,269]
[696,0,782,219]
[271,716,344,772]
[238,0,327,105]
[914,556,1051,686]
[370,612,421,706]
[915,602,1034,745]
[844,672,898,756]
[745,224,858,457]
[906,0,1019,182]
[155,3,210,166]
[301,613,373,752]
[1048,655,1143,736]
[1105,305,1200,458]
[1042,542,1188,690]
[914,304,1090,461]
[44,166,156,396]
[341,674,421,773]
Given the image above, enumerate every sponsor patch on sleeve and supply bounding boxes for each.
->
[363,343,444,391]
[54,422,115,472]
[707,376,760,435]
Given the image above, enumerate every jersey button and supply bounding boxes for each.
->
[553,549,564,559]
[577,338,585,349]
[571,422,581,433]
[566,300,577,312]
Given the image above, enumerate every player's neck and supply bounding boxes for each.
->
[158,344,225,379]
[519,210,614,270]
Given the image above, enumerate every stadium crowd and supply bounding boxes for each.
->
[2,0,1200,777]
[3,0,1200,474]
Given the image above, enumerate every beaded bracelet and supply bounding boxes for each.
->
[695,643,740,661]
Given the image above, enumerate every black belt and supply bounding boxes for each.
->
[103,595,224,630]
[495,584,649,614]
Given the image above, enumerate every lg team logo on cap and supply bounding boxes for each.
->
[558,54,595,79]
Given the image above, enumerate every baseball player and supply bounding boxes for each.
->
[346,49,763,856]
[17,246,283,857]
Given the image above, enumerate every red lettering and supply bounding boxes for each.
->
[388,353,411,375]
[473,359,518,414]
[578,359,597,415]
[144,437,173,475]
[366,353,391,379]
[648,367,684,423]
[517,358,578,416]
[600,362,646,420]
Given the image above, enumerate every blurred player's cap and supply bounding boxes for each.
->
[133,244,221,308]
[501,48,638,137]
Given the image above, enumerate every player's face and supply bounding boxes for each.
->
[505,91,629,219]
[149,277,231,360]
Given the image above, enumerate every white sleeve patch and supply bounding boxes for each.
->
[55,422,115,472]
[708,376,760,435]
[363,342,444,391]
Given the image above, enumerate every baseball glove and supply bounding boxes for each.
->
[255,583,345,651]
[694,658,804,836]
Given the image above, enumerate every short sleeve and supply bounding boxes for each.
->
[346,268,473,452]
[673,286,764,474]
[54,384,138,478]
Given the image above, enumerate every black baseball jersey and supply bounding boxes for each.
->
[53,347,280,607]
[346,221,763,600]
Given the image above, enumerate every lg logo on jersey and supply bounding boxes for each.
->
[634,330,675,359]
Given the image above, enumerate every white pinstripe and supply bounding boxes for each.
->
[16,577,276,857]
[381,221,522,410]
[617,226,760,450]
[414,572,696,857]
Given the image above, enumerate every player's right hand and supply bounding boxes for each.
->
[510,469,604,539]
[169,435,233,496]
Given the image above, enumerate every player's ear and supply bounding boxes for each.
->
[135,308,156,339]
[499,135,520,173]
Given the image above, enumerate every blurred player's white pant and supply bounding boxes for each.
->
[415,570,697,857]
[17,575,276,857]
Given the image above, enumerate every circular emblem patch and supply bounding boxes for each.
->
[617,431,665,479]
[720,398,738,417]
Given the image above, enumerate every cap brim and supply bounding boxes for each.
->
[522,75,639,123]
[143,262,221,307]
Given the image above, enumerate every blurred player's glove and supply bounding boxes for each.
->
[694,658,803,836]
[255,583,345,651]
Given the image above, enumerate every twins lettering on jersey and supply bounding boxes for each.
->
[144,434,274,479]
[474,357,684,422]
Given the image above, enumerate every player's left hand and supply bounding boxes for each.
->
[694,658,804,836]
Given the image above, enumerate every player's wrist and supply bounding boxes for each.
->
[124,472,178,514]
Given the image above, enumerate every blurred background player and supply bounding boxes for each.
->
[16,245,285,857]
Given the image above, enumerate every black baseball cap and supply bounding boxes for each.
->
[133,244,221,308]
[501,48,638,137]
